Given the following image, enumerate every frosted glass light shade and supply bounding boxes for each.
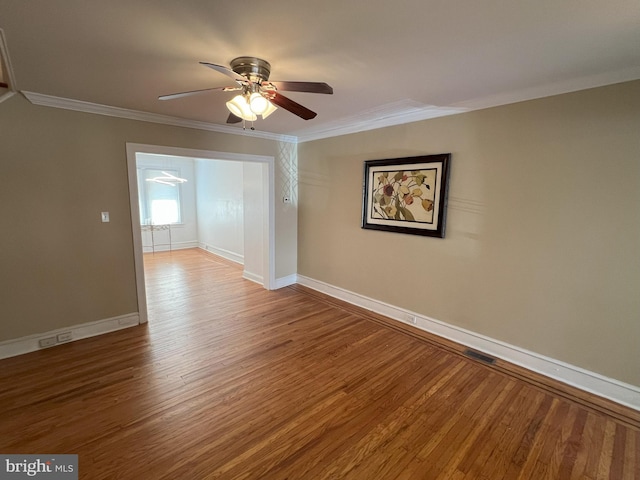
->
[226,95,257,121]
[249,92,269,115]
[261,101,278,119]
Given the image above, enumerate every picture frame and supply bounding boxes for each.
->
[361,154,451,238]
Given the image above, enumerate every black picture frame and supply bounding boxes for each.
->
[361,154,451,238]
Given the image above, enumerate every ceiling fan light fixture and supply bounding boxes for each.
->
[161,57,331,125]
[226,94,257,121]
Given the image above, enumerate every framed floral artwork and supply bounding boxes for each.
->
[362,154,451,237]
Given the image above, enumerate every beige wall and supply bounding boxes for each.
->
[298,81,640,386]
[0,95,297,341]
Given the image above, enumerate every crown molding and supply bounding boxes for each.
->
[22,69,640,146]
[293,68,640,143]
[18,89,469,145]
[21,91,298,144]
[20,90,468,145]
[450,66,640,111]
[294,100,468,143]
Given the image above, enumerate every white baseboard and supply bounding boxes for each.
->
[275,274,297,289]
[0,313,140,360]
[198,243,244,264]
[142,241,199,253]
[243,270,264,285]
[297,275,640,411]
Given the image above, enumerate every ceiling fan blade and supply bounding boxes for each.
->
[268,81,333,94]
[226,113,242,124]
[158,86,239,101]
[200,62,247,84]
[266,91,317,120]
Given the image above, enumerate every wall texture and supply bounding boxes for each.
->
[195,159,245,260]
[297,81,640,387]
[0,95,297,342]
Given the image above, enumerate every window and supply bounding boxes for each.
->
[137,168,183,225]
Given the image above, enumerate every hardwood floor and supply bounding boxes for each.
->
[0,248,638,479]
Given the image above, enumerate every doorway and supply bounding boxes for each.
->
[126,143,276,323]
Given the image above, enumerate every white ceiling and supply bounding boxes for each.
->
[1,0,639,140]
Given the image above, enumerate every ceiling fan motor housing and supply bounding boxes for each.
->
[230,57,271,84]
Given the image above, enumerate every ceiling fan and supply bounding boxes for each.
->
[159,56,333,125]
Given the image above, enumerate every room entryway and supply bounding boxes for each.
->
[126,143,275,323]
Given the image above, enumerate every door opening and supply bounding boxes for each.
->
[126,143,276,323]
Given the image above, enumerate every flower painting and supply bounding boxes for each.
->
[362,154,450,237]
[372,169,436,223]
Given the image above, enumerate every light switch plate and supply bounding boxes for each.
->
[101,212,110,222]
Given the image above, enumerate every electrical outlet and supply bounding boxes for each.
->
[57,332,73,343]
[39,337,57,348]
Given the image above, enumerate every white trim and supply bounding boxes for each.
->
[275,274,298,289]
[199,243,244,265]
[22,91,298,144]
[0,313,140,360]
[265,160,276,290]
[19,68,640,146]
[142,241,200,253]
[293,69,640,143]
[294,100,467,143]
[451,66,640,111]
[171,241,200,250]
[296,274,640,411]
[242,270,264,285]
[127,151,149,324]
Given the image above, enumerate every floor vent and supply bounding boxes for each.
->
[463,349,496,365]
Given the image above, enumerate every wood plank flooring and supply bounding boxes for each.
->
[0,248,638,479]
